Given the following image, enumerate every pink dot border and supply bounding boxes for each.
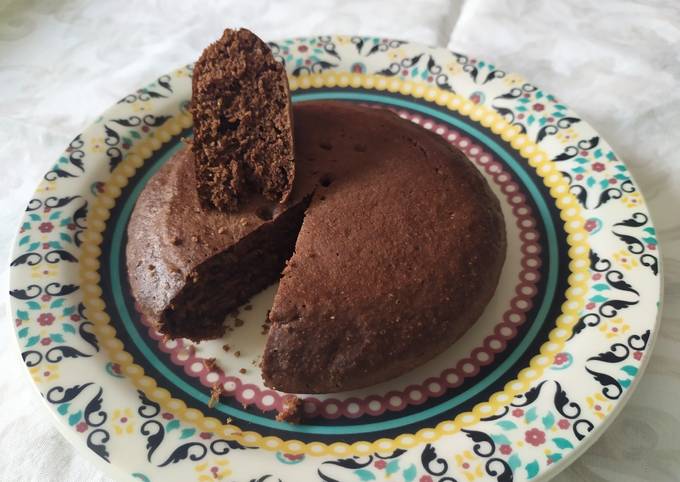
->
[138,108,543,419]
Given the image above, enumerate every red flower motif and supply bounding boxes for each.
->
[585,219,598,232]
[40,337,52,346]
[592,273,602,280]
[592,162,605,172]
[532,103,544,111]
[500,444,512,454]
[284,453,304,461]
[374,460,386,469]
[512,408,524,417]
[420,476,434,482]
[402,69,409,76]
[161,412,174,420]
[575,174,583,181]
[525,428,546,446]
[558,419,570,429]
[39,222,54,233]
[580,150,589,156]
[517,113,525,120]
[199,432,212,439]
[41,294,52,302]
[70,314,81,322]
[38,313,55,326]
[68,223,76,230]
[547,117,554,122]
[298,45,308,52]
[15,319,22,327]
[554,353,568,365]
[111,363,121,374]
[586,302,596,310]
[633,351,643,361]
[76,421,88,433]
[42,242,50,249]
[648,244,656,251]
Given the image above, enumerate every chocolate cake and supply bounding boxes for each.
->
[191,28,294,211]
[127,101,506,393]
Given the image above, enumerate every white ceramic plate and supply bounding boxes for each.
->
[9,36,661,481]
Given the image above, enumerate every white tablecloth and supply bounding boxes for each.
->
[1,1,678,480]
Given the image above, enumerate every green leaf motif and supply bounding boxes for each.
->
[50,333,65,343]
[63,306,76,316]
[180,428,196,439]
[643,227,656,235]
[50,298,65,308]
[19,235,30,246]
[28,242,41,251]
[599,179,610,189]
[403,464,417,482]
[63,324,76,334]
[542,412,555,429]
[355,469,376,481]
[27,301,41,310]
[17,310,29,320]
[496,420,518,430]
[68,410,82,426]
[642,237,657,245]
[386,459,400,476]
[619,378,632,388]
[621,365,638,376]
[60,233,73,243]
[508,453,521,470]
[592,283,610,291]
[572,166,586,174]
[594,148,603,158]
[615,164,627,171]
[49,211,62,220]
[526,460,540,479]
[491,434,512,445]
[586,176,596,187]
[130,130,142,139]
[166,419,180,432]
[17,327,29,338]
[26,336,40,347]
[29,214,41,221]
[525,406,537,423]
[553,437,574,450]
[588,294,608,303]
[57,403,70,415]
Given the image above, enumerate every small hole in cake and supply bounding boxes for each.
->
[224,119,240,131]
[319,195,326,201]
[255,206,274,221]
[320,174,333,187]
[319,141,333,150]
[353,143,367,152]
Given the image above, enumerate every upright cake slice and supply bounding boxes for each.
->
[191,28,295,211]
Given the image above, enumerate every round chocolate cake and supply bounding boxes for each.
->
[127,101,506,393]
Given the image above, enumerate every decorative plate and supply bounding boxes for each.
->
[9,36,662,482]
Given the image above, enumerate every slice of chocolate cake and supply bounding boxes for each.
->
[191,28,294,211]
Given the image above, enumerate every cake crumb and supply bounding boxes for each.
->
[208,383,222,408]
[222,344,230,352]
[170,236,182,246]
[226,417,232,424]
[276,395,303,423]
[234,318,245,327]
[234,350,241,358]
[191,235,200,243]
[239,368,247,374]
[202,357,217,371]
[217,226,226,234]
[244,304,253,311]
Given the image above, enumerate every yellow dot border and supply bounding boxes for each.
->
[79,73,589,457]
